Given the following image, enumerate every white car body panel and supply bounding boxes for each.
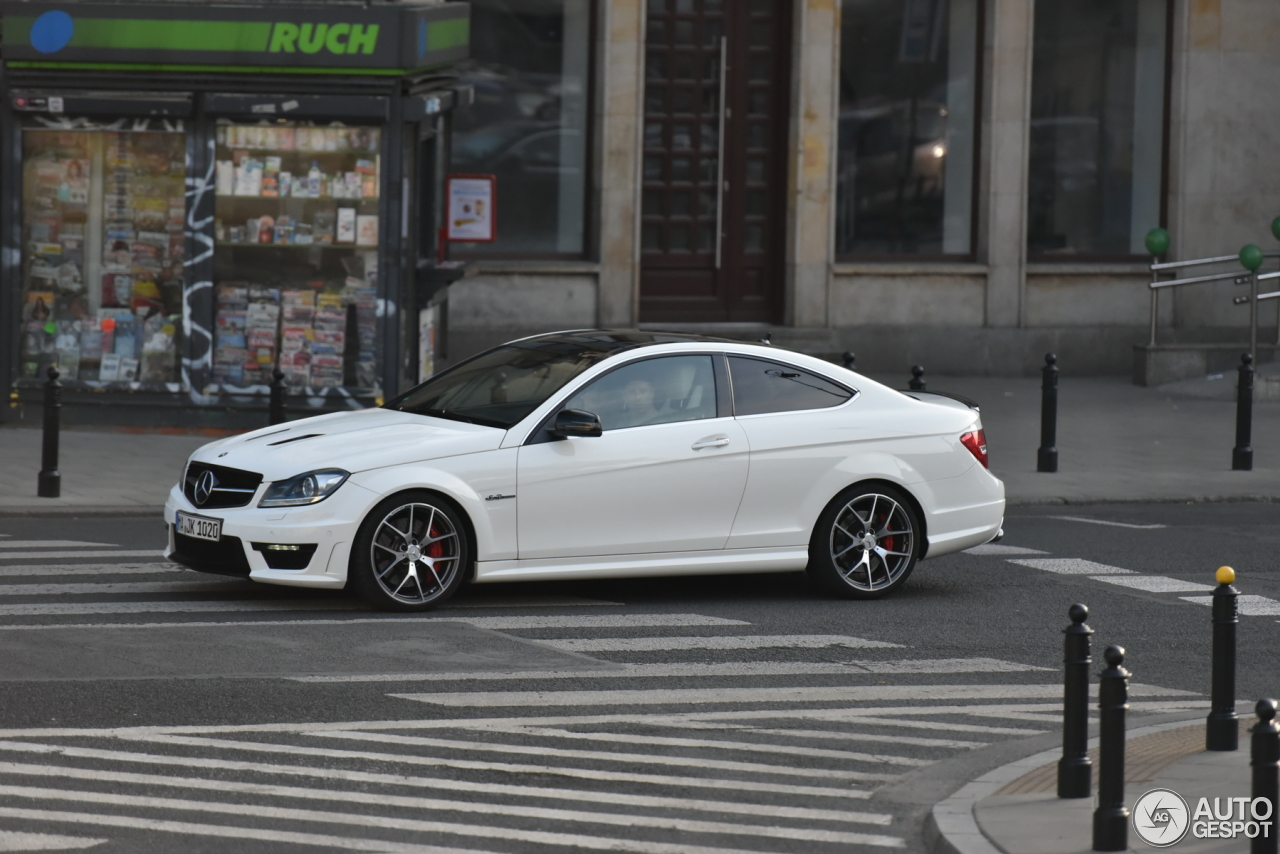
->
[162,333,1006,595]
[195,408,505,482]
[516,417,749,558]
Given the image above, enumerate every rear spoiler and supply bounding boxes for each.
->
[899,390,981,412]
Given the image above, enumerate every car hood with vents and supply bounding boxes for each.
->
[187,408,505,482]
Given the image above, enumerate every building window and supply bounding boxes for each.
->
[450,0,591,257]
[835,0,980,257]
[18,124,187,385]
[1028,0,1169,258]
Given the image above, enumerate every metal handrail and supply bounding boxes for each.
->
[1234,291,1280,303]
[1148,253,1280,351]
[1148,270,1244,290]
[1150,250,1280,272]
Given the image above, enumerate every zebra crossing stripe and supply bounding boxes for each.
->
[0,830,105,851]
[1087,575,1214,593]
[289,658,1044,683]
[114,735,876,798]
[0,806,502,854]
[1006,558,1135,575]
[0,581,253,596]
[309,730,897,780]
[449,614,749,630]
[1049,516,1166,530]
[389,683,1106,708]
[0,551,162,561]
[791,710,1044,736]
[541,634,903,652]
[674,722,986,750]
[0,759,877,825]
[0,541,115,549]
[0,563,184,577]
[962,544,1049,556]
[0,771,894,838]
[480,725,932,766]
[0,600,361,616]
[0,792,907,852]
[1181,594,1280,616]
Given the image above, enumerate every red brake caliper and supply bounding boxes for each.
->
[879,513,894,553]
[427,522,445,559]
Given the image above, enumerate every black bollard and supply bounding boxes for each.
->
[1093,645,1130,852]
[1207,566,1240,751]
[37,365,62,499]
[1059,603,1093,798]
[1252,699,1279,854]
[842,351,856,371]
[1038,353,1059,473]
[269,368,287,426]
[1234,353,1254,471]
[909,365,926,391]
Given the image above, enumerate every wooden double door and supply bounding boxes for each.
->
[639,0,792,324]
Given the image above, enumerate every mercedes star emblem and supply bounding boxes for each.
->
[193,470,218,507]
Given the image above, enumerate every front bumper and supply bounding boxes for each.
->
[163,480,375,589]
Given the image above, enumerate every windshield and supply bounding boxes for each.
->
[386,339,613,429]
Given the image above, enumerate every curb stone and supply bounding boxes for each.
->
[926,714,1219,854]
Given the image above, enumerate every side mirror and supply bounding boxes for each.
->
[550,408,602,439]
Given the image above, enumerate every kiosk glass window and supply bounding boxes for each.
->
[1028,0,1168,257]
[835,0,980,257]
[212,121,382,394]
[450,0,591,256]
[18,124,187,385]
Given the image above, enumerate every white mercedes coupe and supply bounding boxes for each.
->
[165,330,1005,611]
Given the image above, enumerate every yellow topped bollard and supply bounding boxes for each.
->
[1208,565,1240,751]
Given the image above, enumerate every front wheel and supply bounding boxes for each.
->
[807,485,921,599]
[349,491,469,612]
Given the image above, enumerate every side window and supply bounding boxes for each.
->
[563,355,717,430]
[728,357,853,416]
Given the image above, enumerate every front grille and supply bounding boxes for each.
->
[183,462,263,509]
[169,530,252,577]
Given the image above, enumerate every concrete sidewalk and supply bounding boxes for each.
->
[931,710,1267,854]
[1,375,1277,514]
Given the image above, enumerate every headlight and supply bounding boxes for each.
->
[259,469,350,508]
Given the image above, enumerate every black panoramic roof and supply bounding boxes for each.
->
[519,329,742,357]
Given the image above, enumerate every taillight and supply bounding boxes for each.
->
[960,429,988,468]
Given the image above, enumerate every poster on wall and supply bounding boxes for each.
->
[445,174,496,242]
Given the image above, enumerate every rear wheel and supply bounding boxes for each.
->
[349,491,468,612]
[807,484,921,599]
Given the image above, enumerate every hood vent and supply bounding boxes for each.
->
[246,429,289,442]
[267,433,324,446]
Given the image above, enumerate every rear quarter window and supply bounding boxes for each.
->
[727,357,854,416]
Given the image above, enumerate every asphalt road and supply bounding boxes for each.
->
[0,502,1276,853]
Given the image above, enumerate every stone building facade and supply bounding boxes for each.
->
[445,0,1279,376]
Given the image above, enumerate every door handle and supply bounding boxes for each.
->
[692,436,730,450]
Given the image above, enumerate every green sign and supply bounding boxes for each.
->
[1,2,469,74]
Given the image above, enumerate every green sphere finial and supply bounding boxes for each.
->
[1145,227,1170,257]
[1240,244,1265,272]
[1272,216,1280,243]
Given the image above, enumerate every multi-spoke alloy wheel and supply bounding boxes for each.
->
[351,492,468,611]
[808,485,920,599]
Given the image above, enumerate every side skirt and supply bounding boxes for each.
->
[474,547,810,583]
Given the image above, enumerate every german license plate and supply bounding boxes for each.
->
[177,511,222,542]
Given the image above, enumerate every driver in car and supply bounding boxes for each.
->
[621,378,663,426]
